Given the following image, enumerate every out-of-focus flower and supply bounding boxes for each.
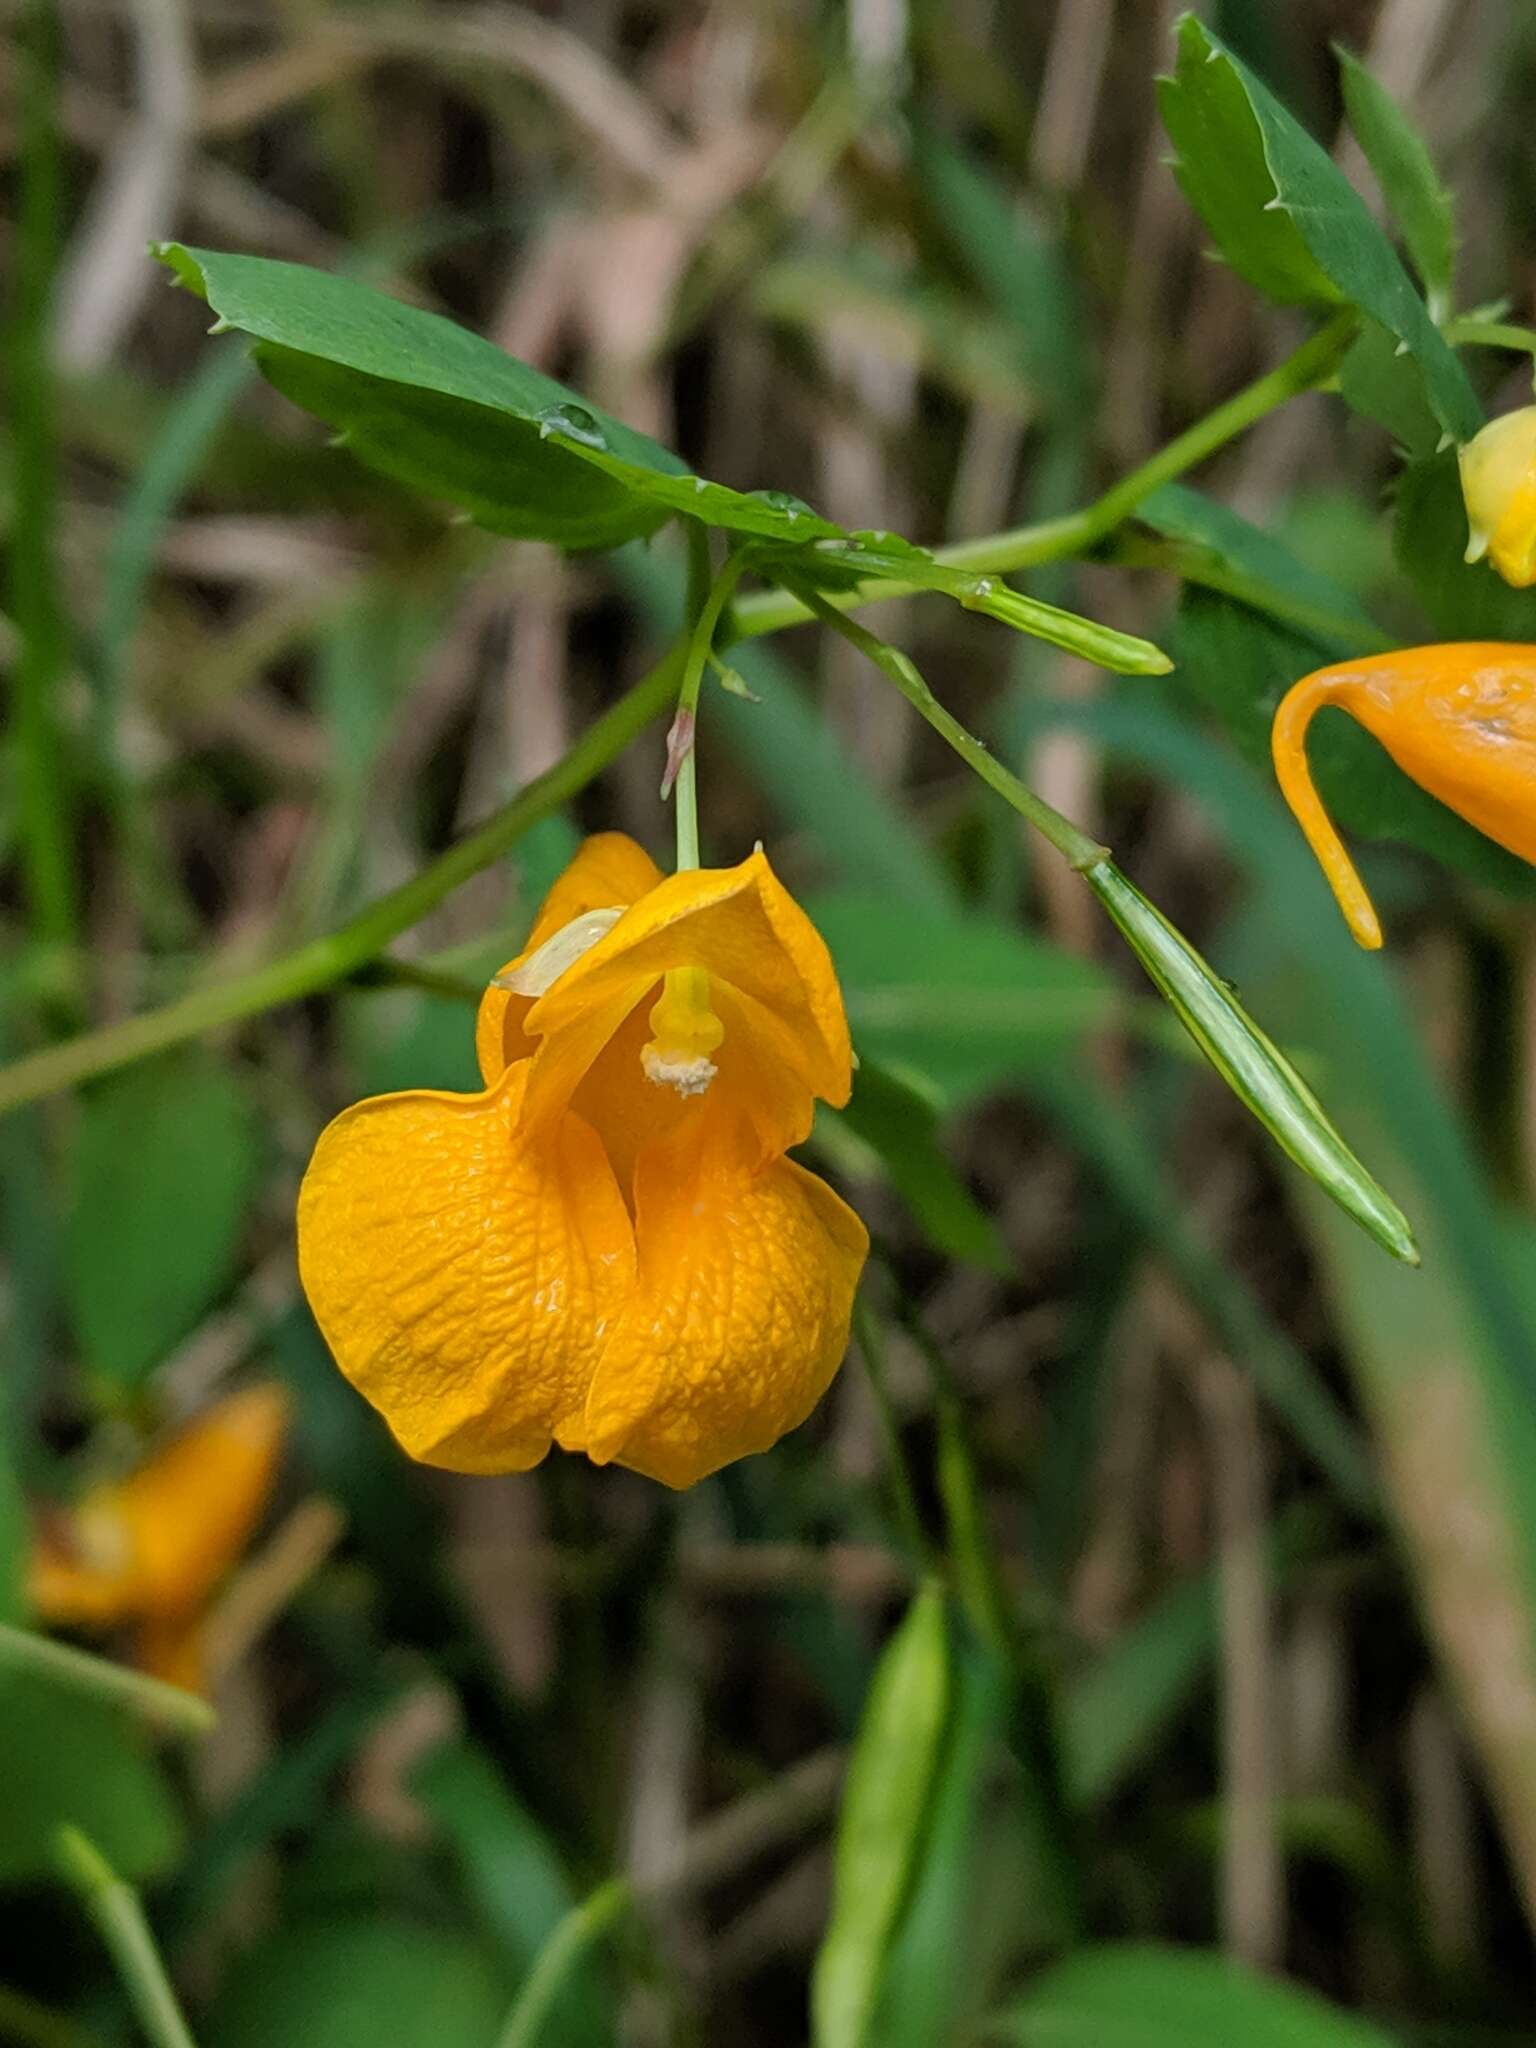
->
[297,834,867,1490]
[1459,406,1536,589]
[29,1384,290,1691]
[1271,643,1536,948]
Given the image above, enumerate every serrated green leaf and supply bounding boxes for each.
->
[1336,316,1442,454]
[154,244,854,553]
[1159,18,1480,442]
[1158,20,1338,305]
[65,1051,260,1390]
[258,346,659,552]
[1336,45,1457,308]
[983,1942,1401,2047]
[153,245,1171,673]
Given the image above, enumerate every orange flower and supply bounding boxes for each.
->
[1271,644,1536,949]
[29,1384,289,1691]
[1459,406,1536,589]
[297,836,868,1489]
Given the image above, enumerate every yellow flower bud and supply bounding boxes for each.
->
[1459,405,1536,589]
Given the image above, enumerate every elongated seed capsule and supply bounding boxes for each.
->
[1271,643,1536,949]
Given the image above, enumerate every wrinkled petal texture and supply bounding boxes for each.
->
[476,832,663,1084]
[524,848,853,1152]
[297,1068,635,1472]
[584,1126,869,1488]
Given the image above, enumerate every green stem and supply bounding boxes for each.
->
[348,959,485,1005]
[782,579,1107,871]
[891,1290,1084,1930]
[495,1879,630,2048]
[54,1829,198,2048]
[0,314,1358,1116]
[0,1622,215,1737]
[852,1297,935,1574]
[10,0,78,955]
[0,651,681,1120]
[728,312,1359,642]
[671,539,747,872]
[1444,317,1536,359]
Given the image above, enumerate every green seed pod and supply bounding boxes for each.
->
[1085,860,1418,1267]
[811,1579,953,2048]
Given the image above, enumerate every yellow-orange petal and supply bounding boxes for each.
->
[29,1385,290,1629]
[28,1520,138,1627]
[119,1384,290,1617]
[1272,644,1536,948]
[297,1068,634,1473]
[581,1126,868,1489]
[476,833,664,1085]
[522,848,854,1154]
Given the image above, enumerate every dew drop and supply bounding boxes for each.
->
[535,402,608,450]
[753,487,813,520]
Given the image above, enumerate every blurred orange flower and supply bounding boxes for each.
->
[298,835,867,1489]
[29,1383,290,1692]
[1271,643,1536,949]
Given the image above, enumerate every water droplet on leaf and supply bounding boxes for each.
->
[753,488,813,521]
[536,403,608,450]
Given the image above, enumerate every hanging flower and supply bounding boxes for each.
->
[297,835,868,1489]
[29,1384,290,1692]
[1270,643,1536,948]
[1459,406,1536,589]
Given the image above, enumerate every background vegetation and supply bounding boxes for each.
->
[7,0,1536,2042]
